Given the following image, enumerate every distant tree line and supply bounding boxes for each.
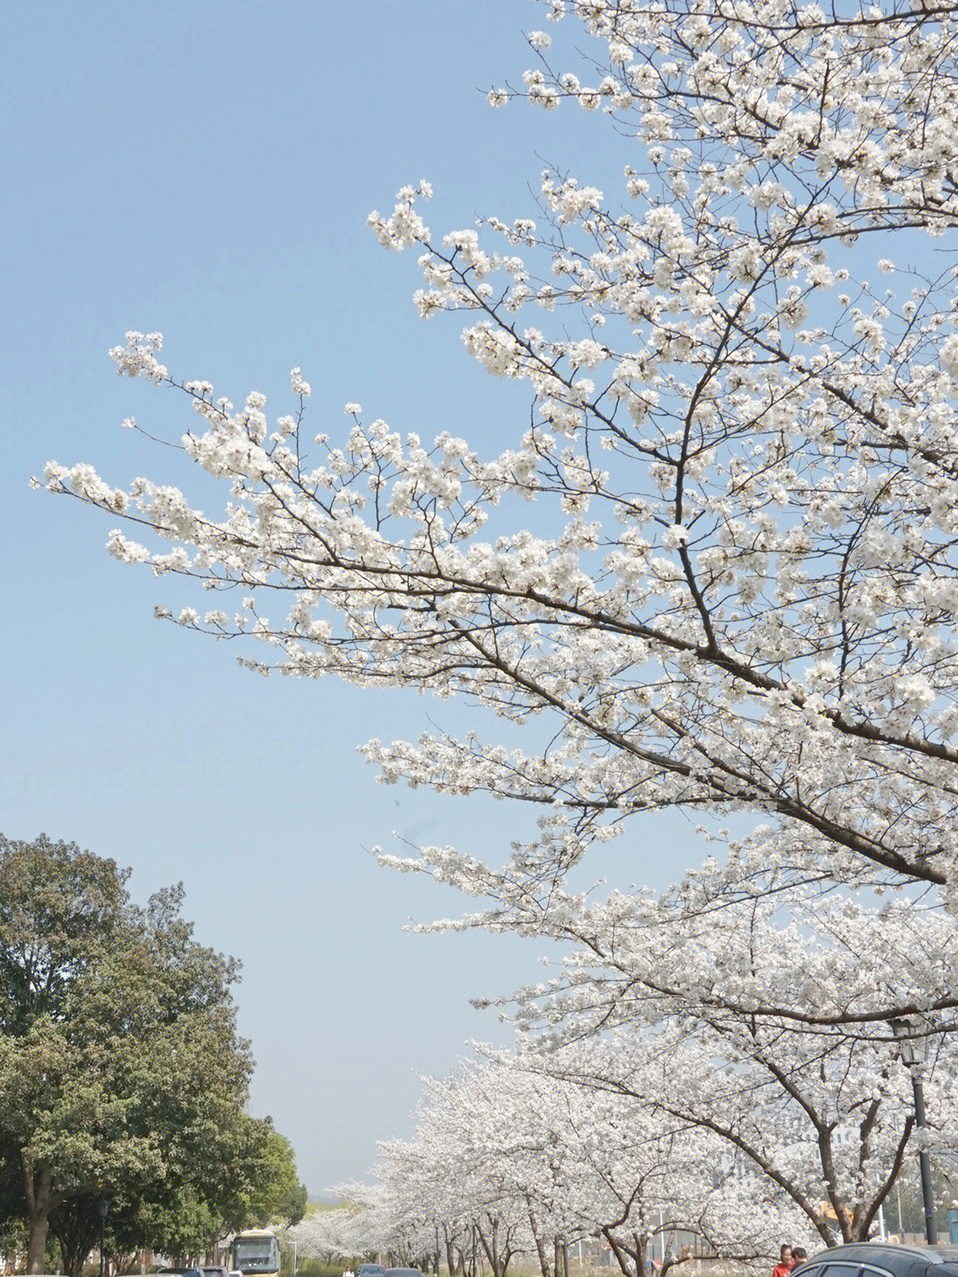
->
[0,834,307,1275]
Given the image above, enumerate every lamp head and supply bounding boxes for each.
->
[890,1015,928,1066]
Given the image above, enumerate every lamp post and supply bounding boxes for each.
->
[97,1198,110,1277]
[891,1016,937,1245]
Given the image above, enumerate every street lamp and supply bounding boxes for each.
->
[97,1198,110,1277]
[890,1016,937,1245]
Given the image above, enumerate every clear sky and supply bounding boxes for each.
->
[3,1,703,1193]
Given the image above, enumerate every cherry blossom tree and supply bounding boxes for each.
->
[527,1027,947,1248]
[331,1170,440,1272]
[484,866,958,1244]
[426,839,958,1029]
[377,1073,532,1277]
[42,0,958,917]
[461,1055,807,1277]
[286,1205,365,1266]
[336,1053,810,1277]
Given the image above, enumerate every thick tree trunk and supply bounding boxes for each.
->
[603,1228,636,1277]
[443,1228,462,1277]
[24,1160,54,1274]
[527,1211,552,1277]
[635,1232,650,1277]
[27,1213,50,1274]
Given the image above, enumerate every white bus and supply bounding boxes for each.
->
[231,1230,282,1277]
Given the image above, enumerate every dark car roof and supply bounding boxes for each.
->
[795,1244,958,1277]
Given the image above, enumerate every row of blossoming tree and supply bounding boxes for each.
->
[291,874,958,1275]
[41,0,958,1252]
[291,1049,793,1277]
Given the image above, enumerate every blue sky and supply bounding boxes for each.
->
[3,1,702,1192]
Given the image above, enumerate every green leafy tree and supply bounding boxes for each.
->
[0,833,253,1272]
[115,1182,222,1264]
[237,1120,307,1229]
[49,1195,105,1277]
[108,1115,307,1264]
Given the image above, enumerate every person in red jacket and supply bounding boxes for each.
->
[773,1245,794,1277]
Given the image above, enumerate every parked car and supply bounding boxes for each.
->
[199,1267,231,1277]
[358,1267,385,1277]
[793,1243,958,1277]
